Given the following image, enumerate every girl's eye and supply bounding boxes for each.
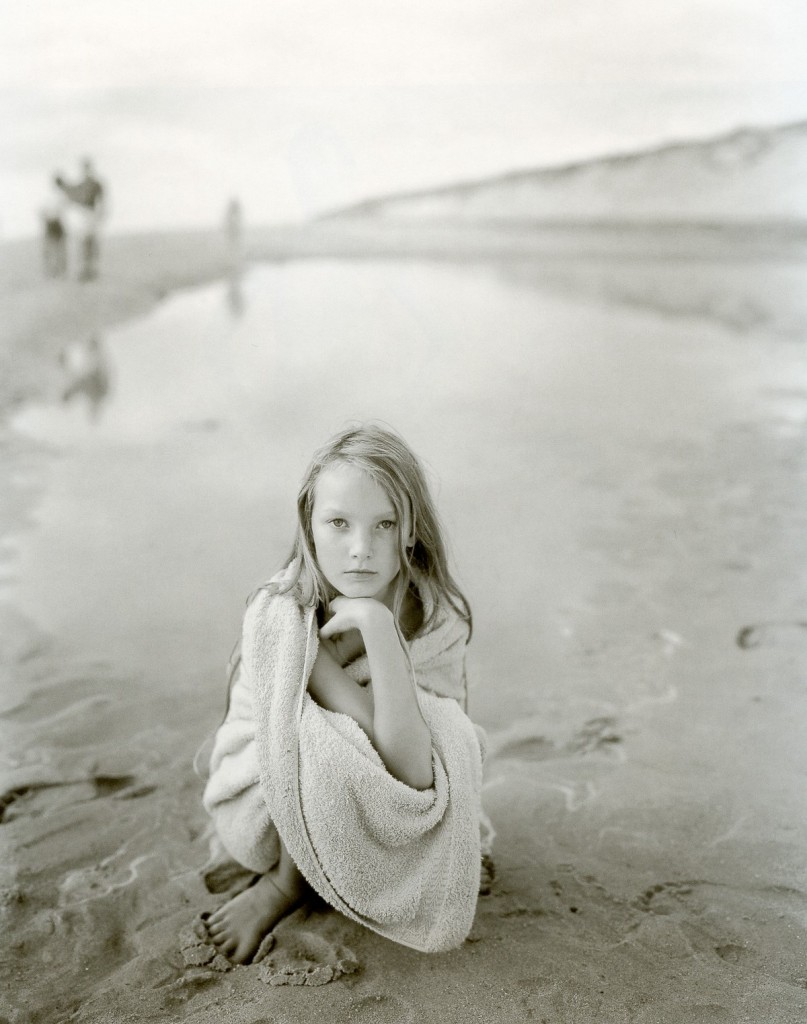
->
[330,518,347,529]
[378,520,396,531]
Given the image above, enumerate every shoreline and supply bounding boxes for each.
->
[3,216,807,415]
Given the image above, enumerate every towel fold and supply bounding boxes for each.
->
[205,584,486,953]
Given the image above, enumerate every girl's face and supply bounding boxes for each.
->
[310,462,409,607]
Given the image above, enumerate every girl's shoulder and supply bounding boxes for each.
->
[240,582,311,673]
[247,563,302,603]
[243,569,309,632]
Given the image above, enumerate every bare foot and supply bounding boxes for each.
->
[205,869,306,964]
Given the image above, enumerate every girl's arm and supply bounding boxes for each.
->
[307,640,375,737]
[313,598,434,791]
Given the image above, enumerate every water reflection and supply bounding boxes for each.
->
[60,334,111,421]
[10,257,805,723]
[224,197,246,318]
[496,245,807,339]
[226,269,245,318]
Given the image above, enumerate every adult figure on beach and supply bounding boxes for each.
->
[55,158,107,282]
[224,197,243,264]
[39,179,68,279]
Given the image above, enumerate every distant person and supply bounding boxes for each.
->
[40,182,68,278]
[197,423,492,965]
[55,158,107,282]
[224,197,243,264]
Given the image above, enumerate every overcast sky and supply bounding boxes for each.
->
[3,0,805,237]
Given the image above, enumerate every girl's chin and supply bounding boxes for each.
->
[332,579,397,606]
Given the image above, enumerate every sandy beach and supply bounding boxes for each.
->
[1,222,807,1023]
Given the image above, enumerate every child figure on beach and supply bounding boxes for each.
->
[201,424,489,963]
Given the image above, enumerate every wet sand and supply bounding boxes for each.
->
[2,224,807,1023]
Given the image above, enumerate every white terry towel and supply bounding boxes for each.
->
[204,586,486,953]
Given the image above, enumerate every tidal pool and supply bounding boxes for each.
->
[5,255,805,748]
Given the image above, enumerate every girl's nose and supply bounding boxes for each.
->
[350,530,372,559]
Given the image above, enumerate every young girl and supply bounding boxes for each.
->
[201,423,489,963]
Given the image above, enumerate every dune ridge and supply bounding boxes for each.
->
[323,120,807,224]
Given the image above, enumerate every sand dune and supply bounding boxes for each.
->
[325,120,807,224]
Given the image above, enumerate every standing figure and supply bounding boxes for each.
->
[40,182,68,279]
[224,197,243,264]
[200,423,491,964]
[55,158,107,281]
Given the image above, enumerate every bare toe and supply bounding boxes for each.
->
[200,871,305,965]
[231,942,253,964]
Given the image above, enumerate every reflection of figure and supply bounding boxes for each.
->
[55,158,107,282]
[226,271,245,318]
[200,424,490,965]
[60,335,110,420]
[40,184,68,279]
[224,199,246,317]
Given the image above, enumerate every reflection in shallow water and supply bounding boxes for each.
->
[499,253,807,338]
[7,257,807,728]
[10,260,586,718]
[226,269,246,318]
[60,334,111,421]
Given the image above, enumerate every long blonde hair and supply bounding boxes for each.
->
[262,422,471,637]
[202,423,472,740]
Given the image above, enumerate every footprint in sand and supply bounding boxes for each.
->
[736,621,807,650]
[494,734,556,762]
[334,994,415,1024]
[714,942,754,965]
[256,927,359,987]
[0,774,150,823]
[637,880,698,914]
[0,680,93,722]
[494,716,622,763]
[566,717,623,755]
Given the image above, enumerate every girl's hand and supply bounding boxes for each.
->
[319,596,393,640]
